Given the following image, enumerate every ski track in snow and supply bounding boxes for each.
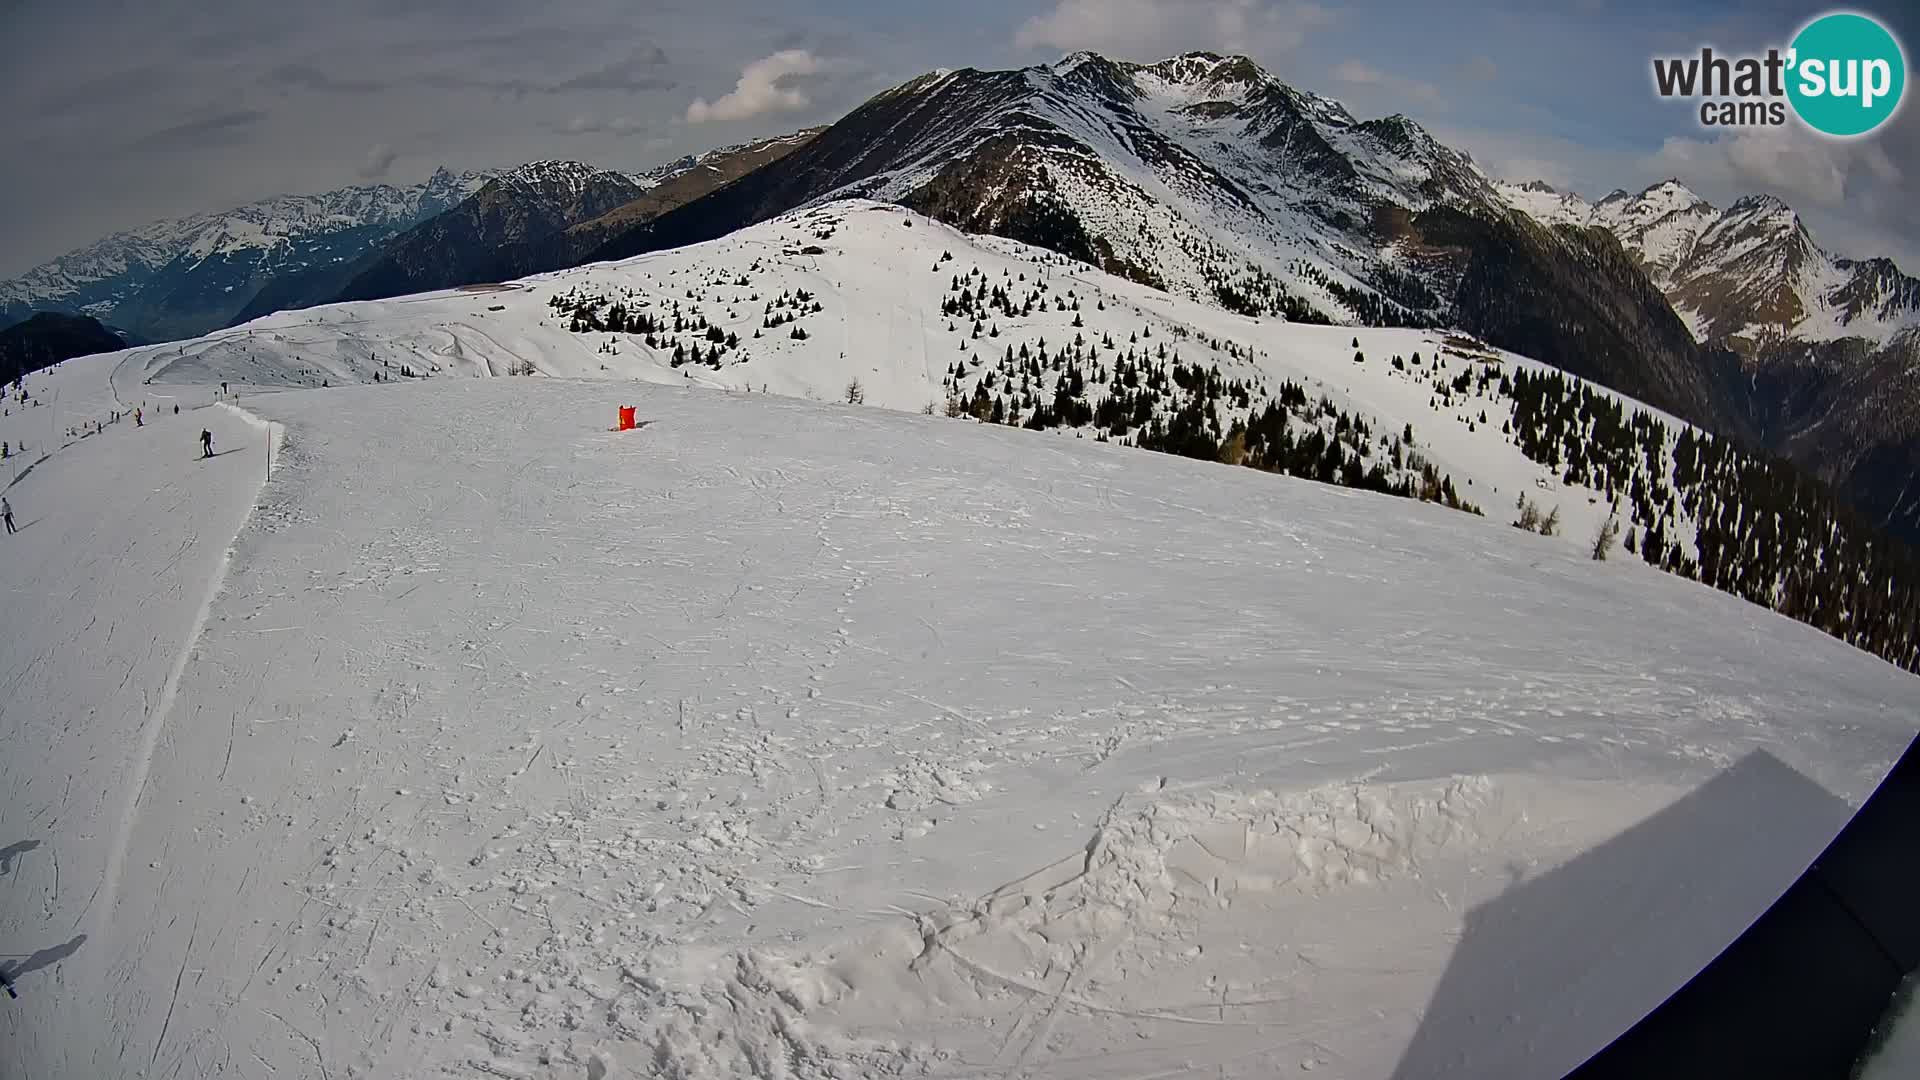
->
[92,358,284,955]
[0,272,1916,1074]
[0,355,269,1074]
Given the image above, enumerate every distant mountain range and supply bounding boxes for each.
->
[580,51,1752,442]
[219,130,821,324]
[0,168,492,340]
[1498,178,1920,349]
[0,132,825,345]
[7,50,1920,541]
[523,129,824,279]
[331,130,823,306]
[325,160,651,305]
[1498,177,1920,541]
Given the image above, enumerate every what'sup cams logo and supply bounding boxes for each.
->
[1652,10,1906,136]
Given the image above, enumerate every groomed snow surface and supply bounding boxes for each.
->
[1,213,1916,1078]
[1,355,1913,1079]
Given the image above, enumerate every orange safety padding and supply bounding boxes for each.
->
[618,406,636,431]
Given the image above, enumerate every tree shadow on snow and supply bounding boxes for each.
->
[0,934,86,986]
[0,839,38,875]
[1391,750,1854,1080]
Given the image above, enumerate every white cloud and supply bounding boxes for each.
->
[1637,125,1919,268]
[358,143,398,179]
[1502,156,1576,190]
[686,49,825,124]
[1647,129,1859,208]
[1427,123,1636,195]
[1013,0,1332,61]
[1433,118,1918,268]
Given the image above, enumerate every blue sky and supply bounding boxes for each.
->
[2,0,1915,276]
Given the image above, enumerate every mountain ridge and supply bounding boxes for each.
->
[330,163,651,303]
[584,50,1754,442]
[321,132,824,308]
[1498,174,1920,540]
[1496,177,1920,347]
[0,168,494,340]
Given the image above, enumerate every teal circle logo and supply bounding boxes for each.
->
[1787,12,1906,136]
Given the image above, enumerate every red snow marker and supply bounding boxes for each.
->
[617,406,636,431]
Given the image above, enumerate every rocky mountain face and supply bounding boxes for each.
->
[528,129,824,274]
[1504,178,1920,348]
[1501,178,1920,540]
[332,162,650,303]
[588,52,1755,440]
[235,133,823,323]
[0,312,133,384]
[0,168,490,341]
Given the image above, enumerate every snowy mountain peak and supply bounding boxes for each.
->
[1051,49,1102,72]
[493,160,626,198]
[1038,50,1143,103]
[1144,51,1266,88]
[1604,179,1712,228]
[1356,113,1433,151]
[1037,51,1284,111]
[1639,178,1708,207]
[1501,170,1920,349]
[1724,192,1796,221]
[1696,195,1815,265]
[1580,181,1719,282]
[1494,178,1595,228]
[0,167,495,339]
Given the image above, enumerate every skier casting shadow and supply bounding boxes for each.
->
[0,934,86,999]
[0,840,37,875]
[200,429,214,459]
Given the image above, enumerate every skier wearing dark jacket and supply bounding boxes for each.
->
[200,429,213,459]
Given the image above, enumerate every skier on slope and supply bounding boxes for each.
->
[200,429,214,459]
[3,496,16,536]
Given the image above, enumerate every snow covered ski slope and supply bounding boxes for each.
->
[120,200,1716,559]
[0,339,1914,1077]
